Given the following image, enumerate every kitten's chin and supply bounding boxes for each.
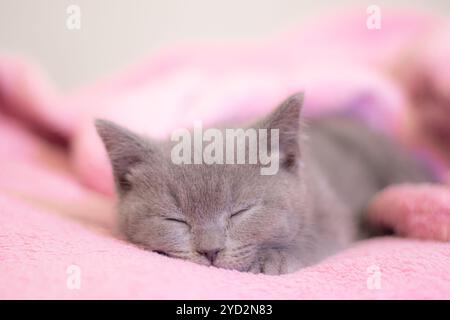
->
[213,263,253,273]
[212,258,257,273]
[189,255,212,267]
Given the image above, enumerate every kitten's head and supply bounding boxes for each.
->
[96,94,308,272]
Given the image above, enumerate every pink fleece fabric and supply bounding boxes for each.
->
[0,8,449,299]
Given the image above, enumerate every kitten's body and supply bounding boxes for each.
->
[96,94,433,274]
[293,116,432,269]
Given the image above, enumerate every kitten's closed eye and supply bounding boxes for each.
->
[231,207,253,219]
[164,217,189,225]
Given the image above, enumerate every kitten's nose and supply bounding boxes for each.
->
[197,249,221,264]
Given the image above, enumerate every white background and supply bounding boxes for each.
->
[1,0,448,89]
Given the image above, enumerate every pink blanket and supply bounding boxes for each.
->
[1,8,449,299]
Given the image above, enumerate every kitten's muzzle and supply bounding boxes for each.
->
[197,249,222,264]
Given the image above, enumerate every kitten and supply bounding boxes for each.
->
[95,93,432,275]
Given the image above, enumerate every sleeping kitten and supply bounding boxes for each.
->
[95,93,432,274]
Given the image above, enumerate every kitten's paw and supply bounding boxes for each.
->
[258,249,288,275]
[248,261,263,274]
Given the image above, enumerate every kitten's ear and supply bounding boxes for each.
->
[95,119,149,194]
[258,93,304,172]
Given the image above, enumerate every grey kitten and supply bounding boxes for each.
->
[95,94,432,275]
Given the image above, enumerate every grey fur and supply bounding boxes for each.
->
[95,93,432,275]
